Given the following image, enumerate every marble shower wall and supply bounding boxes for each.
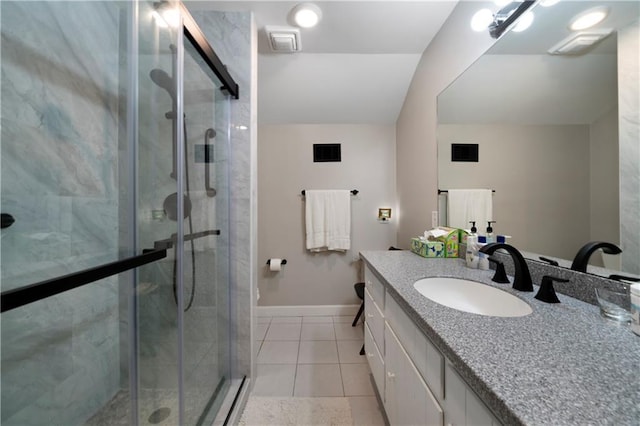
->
[618,20,639,275]
[1,1,124,425]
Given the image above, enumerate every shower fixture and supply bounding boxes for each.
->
[149,68,176,102]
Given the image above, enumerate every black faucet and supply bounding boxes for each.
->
[479,243,533,292]
[570,241,622,272]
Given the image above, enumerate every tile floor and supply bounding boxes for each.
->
[252,315,386,425]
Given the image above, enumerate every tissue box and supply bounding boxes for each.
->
[459,229,469,245]
[411,238,445,258]
[433,227,460,258]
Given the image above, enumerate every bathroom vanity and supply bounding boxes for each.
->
[360,250,640,426]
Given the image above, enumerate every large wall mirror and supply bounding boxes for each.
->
[437,1,639,277]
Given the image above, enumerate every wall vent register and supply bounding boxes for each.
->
[451,143,479,162]
[313,143,341,162]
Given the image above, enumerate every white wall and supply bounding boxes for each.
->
[437,124,591,260]
[258,124,397,306]
[396,1,496,247]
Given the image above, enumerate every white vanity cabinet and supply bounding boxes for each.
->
[363,264,501,426]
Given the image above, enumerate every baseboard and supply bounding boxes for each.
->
[257,304,360,317]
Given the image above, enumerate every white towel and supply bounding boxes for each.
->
[447,189,493,230]
[305,190,351,252]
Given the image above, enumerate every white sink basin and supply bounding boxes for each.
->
[413,277,532,317]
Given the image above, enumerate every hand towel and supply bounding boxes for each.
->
[305,190,351,252]
[447,189,493,230]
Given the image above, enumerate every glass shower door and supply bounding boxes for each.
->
[1,1,138,425]
[180,39,232,426]
[135,3,232,424]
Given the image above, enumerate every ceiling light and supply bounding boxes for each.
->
[471,9,494,32]
[290,3,322,29]
[152,3,180,28]
[569,7,609,31]
[512,11,534,32]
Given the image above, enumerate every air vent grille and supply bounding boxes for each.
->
[548,29,613,55]
[265,26,301,53]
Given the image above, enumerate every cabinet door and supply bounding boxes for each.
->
[364,322,384,400]
[386,323,443,426]
[444,363,466,426]
[445,362,497,426]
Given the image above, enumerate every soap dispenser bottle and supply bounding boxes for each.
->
[485,221,496,243]
[466,221,479,269]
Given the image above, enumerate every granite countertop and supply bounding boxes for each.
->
[360,250,640,426]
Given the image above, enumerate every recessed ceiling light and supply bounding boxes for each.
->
[290,3,322,29]
[471,9,494,32]
[569,6,609,31]
[512,10,534,32]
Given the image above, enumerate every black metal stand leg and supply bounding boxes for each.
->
[352,302,364,326]
[360,343,365,356]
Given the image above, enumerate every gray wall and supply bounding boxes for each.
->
[437,123,592,261]
[258,124,397,306]
[396,1,496,248]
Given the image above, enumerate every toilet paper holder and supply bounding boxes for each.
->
[266,259,287,265]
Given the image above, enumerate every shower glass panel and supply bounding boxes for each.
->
[134,0,182,424]
[1,1,134,425]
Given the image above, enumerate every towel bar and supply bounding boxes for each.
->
[301,189,359,196]
[438,189,495,194]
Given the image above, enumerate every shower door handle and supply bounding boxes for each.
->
[1,213,15,229]
[1,249,168,313]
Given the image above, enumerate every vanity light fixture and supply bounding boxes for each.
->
[569,6,609,31]
[290,3,323,29]
[539,0,560,7]
[471,9,495,32]
[512,10,534,32]
[470,1,537,39]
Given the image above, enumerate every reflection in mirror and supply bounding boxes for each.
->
[437,1,639,277]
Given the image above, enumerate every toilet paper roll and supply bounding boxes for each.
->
[269,258,282,272]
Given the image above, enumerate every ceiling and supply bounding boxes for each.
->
[190,1,459,124]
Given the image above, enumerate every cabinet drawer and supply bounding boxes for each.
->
[365,266,385,308]
[364,322,384,400]
[364,288,384,350]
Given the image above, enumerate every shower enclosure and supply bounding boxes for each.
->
[1,1,242,424]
